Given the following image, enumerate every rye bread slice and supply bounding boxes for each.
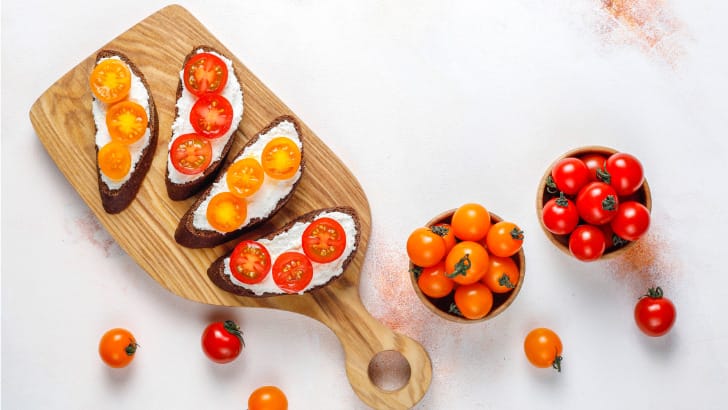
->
[165,45,244,201]
[207,207,361,297]
[94,50,159,214]
[175,115,305,248]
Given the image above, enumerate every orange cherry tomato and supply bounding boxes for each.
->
[248,385,288,410]
[90,59,131,104]
[226,158,265,198]
[453,282,493,320]
[302,217,347,263]
[417,262,454,298]
[170,133,213,175]
[482,255,520,293]
[261,137,301,180]
[406,227,446,268]
[99,328,138,368]
[445,241,489,285]
[206,192,247,232]
[106,101,148,144]
[183,52,229,96]
[524,328,563,372]
[272,252,313,293]
[451,203,491,241]
[431,223,456,253]
[98,141,131,180]
[485,221,524,257]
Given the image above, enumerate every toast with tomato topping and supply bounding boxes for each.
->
[166,45,244,200]
[207,207,360,297]
[174,116,305,248]
[91,50,158,214]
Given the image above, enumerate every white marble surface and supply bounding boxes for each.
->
[3,1,728,408]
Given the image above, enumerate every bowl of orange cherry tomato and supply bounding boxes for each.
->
[407,203,526,323]
[536,146,652,261]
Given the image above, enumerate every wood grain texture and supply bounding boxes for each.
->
[29,5,431,409]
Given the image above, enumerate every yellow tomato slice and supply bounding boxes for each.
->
[106,101,148,144]
[226,158,265,198]
[206,192,247,232]
[98,141,131,181]
[261,137,301,180]
[90,59,131,104]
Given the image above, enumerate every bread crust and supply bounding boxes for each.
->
[94,50,159,214]
[165,45,243,201]
[207,207,360,297]
[174,115,305,248]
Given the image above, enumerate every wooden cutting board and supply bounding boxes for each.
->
[30,5,431,409]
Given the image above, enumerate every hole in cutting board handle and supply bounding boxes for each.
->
[367,350,412,391]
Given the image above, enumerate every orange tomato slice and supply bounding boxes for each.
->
[226,158,265,198]
[261,137,301,180]
[98,141,131,181]
[90,59,131,104]
[206,192,247,232]
[106,101,148,144]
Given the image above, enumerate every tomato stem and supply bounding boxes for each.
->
[545,175,558,194]
[224,320,246,348]
[597,167,611,184]
[430,225,449,237]
[448,303,463,317]
[498,273,515,289]
[602,195,617,211]
[410,266,423,280]
[555,192,569,207]
[125,339,139,356]
[644,287,664,299]
[552,355,563,373]
[611,233,629,248]
[510,227,524,240]
[446,254,472,279]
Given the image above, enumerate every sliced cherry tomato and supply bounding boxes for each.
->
[453,282,493,320]
[524,328,563,372]
[407,227,446,268]
[568,225,606,261]
[604,152,644,196]
[201,320,244,364]
[541,193,579,235]
[206,192,247,233]
[261,137,301,180]
[170,133,212,175]
[302,217,347,263]
[634,287,676,337]
[272,252,314,293]
[551,157,590,195]
[611,201,650,241]
[229,240,272,284]
[576,181,619,225]
[485,221,524,257]
[90,59,131,104]
[106,101,148,144]
[482,255,519,293]
[98,141,131,180]
[445,241,489,285]
[431,223,456,253]
[226,158,264,198]
[248,386,288,410]
[417,262,454,298]
[99,328,138,368]
[580,153,608,182]
[451,203,491,241]
[183,52,229,96]
[190,93,233,139]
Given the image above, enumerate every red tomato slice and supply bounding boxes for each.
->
[183,52,228,96]
[272,252,313,293]
[229,240,272,284]
[190,93,234,139]
[170,133,213,175]
[302,218,347,263]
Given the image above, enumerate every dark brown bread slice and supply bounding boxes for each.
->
[207,207,360,297]
[165,45,243,201]
[175,115,305,248]
[94,50,159,214]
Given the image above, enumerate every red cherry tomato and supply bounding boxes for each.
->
[580,153,608,181]
[229,240,271,284]
[190,93,234,139]
[170,133,212,175]
[568,225,606,261]
[634,287,676,337]
[302,218,347,263]
[272,252,314,293]
[541,193,579,235]
[576,181,619,225]
[551,157,590,195]
[201,320,244,364]
[183,52,229,96]
[610,201,650,241]
[605,152,644,196]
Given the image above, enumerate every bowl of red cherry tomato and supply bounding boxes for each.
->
[536,146,652,261]
[407,203,526,323]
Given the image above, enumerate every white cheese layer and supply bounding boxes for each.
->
[92,56,151,190]
[223,211,358,296]
[191,120,302,232]
[167,49,244,184]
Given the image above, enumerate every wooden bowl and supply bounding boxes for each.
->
[535,146,652,260]
[409,210,526,324]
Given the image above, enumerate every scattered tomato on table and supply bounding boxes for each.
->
[634,287,676,337]
[201,320,245,364]
[524,328,563,372]
[248,385,288,410]
[99,328,138,368]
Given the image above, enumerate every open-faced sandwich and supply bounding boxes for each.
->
[175,116,305,248]
[166,45,244,200]
[208,207,360,297]
[90,50,158,214]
